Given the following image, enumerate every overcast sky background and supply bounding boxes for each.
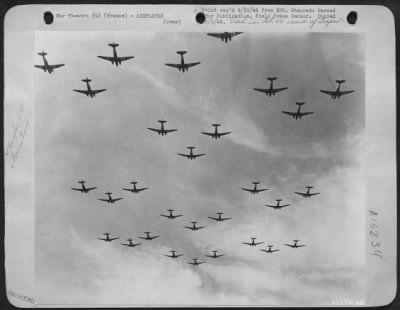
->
[34,31,365,306]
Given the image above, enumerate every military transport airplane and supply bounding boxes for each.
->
[253,77,288,97]
[265,199,290,210]
[71,180,97,193]
[138,232,159,241]
[165,250,184,258]
[284,240,306,248]
[205,250,226,258]
[188,258,205,266]
[165,51,200,72]
[178,147,206,160]
[242,237,264,247]
[201,124,231,139]
[122,181,148,194]
[208,212,232,222]
[295,186,320,198]
[282,102,314,120]
[184,221,206,231]
[97,233,119,242]
[259,245,280,253]
[98,192,123,203]
[241,182,268,194]
[320,80,354,99]
[97,42,134,66]
[121,239,142,247]
[73,78,106,98]
[147,120,178,136]
[206,32,242,43]
[34,51,64,74]
[160,209,183,219]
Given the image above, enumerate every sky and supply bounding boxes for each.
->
[34,31,365,306]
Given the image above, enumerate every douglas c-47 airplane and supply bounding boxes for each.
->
[121,239,142,247]
[147,120,178,136]
[97,42,134,66]
[187,258,205,266]
[208,212,232,222]
[205,250,226,258]
[282,102,314,120]
[138,232,159,241]
[201,124,231,139]
[184,222,206,231]
[165,250,184,258]
[265,199,290,210]
[320,80,354,100]
[71,180,97,193]
[97,233,119,242]
[295,186,320,198]
[241,182,268,194]
[122,181,148,194]
[73,78,107,98]
[284,240,306,248]
[242,237,264,247]
[259,245,280,253]
[160,209,183,219]
[165,51,200,72]
[253,77,288,97]
[98,192,123,204]
[178,147,205,160]
[34,51,64,74]
[206,32,242,43]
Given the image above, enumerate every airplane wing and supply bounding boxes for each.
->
[284,244,294,247]
[49,64,65,70]
[272,249,280,252]
[122,188,134,192]
[109,237,119,241]
[230,32,242,37]
[183,226,192,230]
[98,56,114,62]
[177,153,190,158]
[242,242,252,245]
[241,188,253,192]
[253,88,269,94]
[121,243,130,247]
[138,237,147,240]
[133,243,142,247]
[147,128,162,133]
[150,236,160,240]
[271,87,288,94]
[34,65,46,71]
[92,89,107,94]
[174,215,183,218]
[294,192,306,197]
[297,245,306,247]
[320,90,336,96]
[259,249,269,253]
[338,90,354,96]
[282,111,296,116]
[309,193,320,196]
[98,199,110,202]
[165,63,181,69]
[193,153,206,158]
[208,217,218,221]
[86,187,97,192]
[216,254,226,257]
[71,188,83,192]
[254,242,264,245]
[160,215,169,218]
[136,187,148,192]
[186,62,200,68]
[280,204,290,208]
[299,112,314,117]
[73,89,90,95]
[97,238,107,241]
[117,56,134,62]
[111,198,123,202]
[176,254,184,257]
[255,188,267,193]
[164,129,178,133]
[221,218,232,221]
[201,132,214,136]
[218,132,232,137]
[265,204,277,208]
[205,255,214,258]
[207,33,223,38]
[197,226,205,230]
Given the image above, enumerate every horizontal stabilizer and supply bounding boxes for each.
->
[177,50,187,55]
[267,77,277,81]
[296,102,305,106]
[82,78,92,83]
[212,124,221,127]
[109,43,119,48]
[158,120,167,123]
[336,79,346,84]
[38,51,47,56]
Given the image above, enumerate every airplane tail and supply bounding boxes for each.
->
[212,124,221,127]
[167,209,174,212]
[82,78,92,83]
[253,181,260,184]
[188,146,195,149]
[130,181,138,184]
[177,51,187,55]
[296,102,305,106]
[158,120,167,124]
[336,79,346,84]
[306,186,313,188]
[217,212,223,215]
[38,51,47,56]
[276,199,283,201]
[191,221,197,224]
[267,77,277,81]
[78,180,85,183]
[108,43,119,48]
[105,192,112,195]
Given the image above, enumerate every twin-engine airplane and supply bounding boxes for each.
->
[178,147,206,160]
[206,32,242,43]
[188,258,205,266]
[265,199,290,210]
[201,124,231,139]
[242,237,264,247]
[34,51,64,74]
[295,186,320,198]
[97,233,119,242]
[98,192,123,203]
[165,250,184,258]
[71,180,97,193]
[259,245,280,253]
[138,232,159,241]
[122,181,148,194]
[73,78,107,98]
[320,80,354,99]
[205,250,226,258]
[184,221,206,231]
[121,239,142,247]
[160,209,183,219]
[254,77,288,97]
[165,51,200,72]
[284,240,306,248]
[147,120,178,136]
[282,102,314,120]
[241,182,268,194]
[97,42,134,66]
[208,212,232,222]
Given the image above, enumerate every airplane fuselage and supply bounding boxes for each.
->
[40,55,53,73]
[178,55,188,72]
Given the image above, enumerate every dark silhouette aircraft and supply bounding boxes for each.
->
[97,233,119,242]
[71,180,97,193]
[122,181,148,194]
[282,102,314,120]
[165,51,200,72]
[73,78,106,98]
[201,124,231,139]
[187,258,205,266]
[265,199,290,210]
[207,32,242,43]
[98,192,123,203]
[208,212,232,222]
[121,239,142,247]
[259,245,280,253]
[160,209,183,219]
[295,186,320,198]
[138,231,159,241]
[34,51,64,74]
[254,77,288,97]
[320,80,354,99]
[284,240,306,248]
[147,120,177,136]
[205,250,226,258]
[165,250,184,258]
[241,182,268,194]
[97,42,134,66]
[178,147,205,160]
[184,221,205,231]
[242,237,264,247]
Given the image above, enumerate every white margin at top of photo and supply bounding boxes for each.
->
[3,4,396,308]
